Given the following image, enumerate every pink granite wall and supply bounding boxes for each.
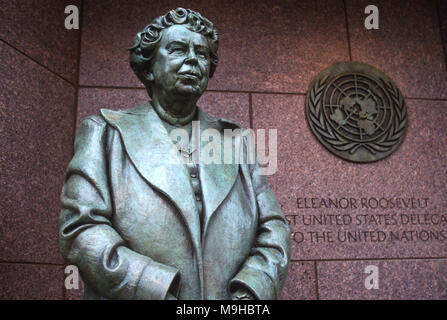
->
[1,0,446,299]
[0,0,80,299]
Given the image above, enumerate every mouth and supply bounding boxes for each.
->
[178,72,201,80]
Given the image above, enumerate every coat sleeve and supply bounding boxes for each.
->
[59,116,180,300]
[229,138,291,300]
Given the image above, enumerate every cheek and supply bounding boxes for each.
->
[166,56,185,69]
[200,60,211,74]
[154,56,181,74]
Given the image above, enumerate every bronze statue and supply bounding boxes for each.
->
[59,8,290,300]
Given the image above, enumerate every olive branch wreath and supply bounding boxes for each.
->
[306,75,407,155]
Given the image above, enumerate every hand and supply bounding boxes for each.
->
[231,288,255,300]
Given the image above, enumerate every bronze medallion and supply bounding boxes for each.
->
[305,61,408,162]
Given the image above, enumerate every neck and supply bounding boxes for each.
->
[151,100,197,126]
[151,89,199,125]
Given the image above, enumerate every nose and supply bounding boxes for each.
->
[184,49,198,65]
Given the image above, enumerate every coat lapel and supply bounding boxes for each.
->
[100,103,201,252]
[100,102,240,246]
[197,109,240,238]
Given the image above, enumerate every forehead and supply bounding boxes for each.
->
[160,24,209,47]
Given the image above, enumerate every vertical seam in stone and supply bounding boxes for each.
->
[73,0,84,146]
[342,0,353,61]
[65,0,84,300]
[314,261,320,300]
[436,0,447,73]
[249,93,253,129]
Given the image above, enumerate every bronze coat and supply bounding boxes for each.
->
[59,102,291,300]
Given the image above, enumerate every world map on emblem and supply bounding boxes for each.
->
[305,62,408,162]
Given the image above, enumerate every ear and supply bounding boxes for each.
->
[142,69,154,82]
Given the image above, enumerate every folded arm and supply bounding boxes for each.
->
[59,116,179,300]
[229,146,291,300]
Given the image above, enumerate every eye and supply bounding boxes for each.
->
[169,46,186,54]
[196,50,208,58]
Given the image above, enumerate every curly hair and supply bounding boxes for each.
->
[129,8,219,97]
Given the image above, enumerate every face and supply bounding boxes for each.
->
[150,24,211,99]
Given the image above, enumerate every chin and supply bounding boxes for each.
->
[176,84,206,96]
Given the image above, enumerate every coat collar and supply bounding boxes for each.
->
[100,102,240,244]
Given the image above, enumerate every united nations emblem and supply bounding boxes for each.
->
[305,61,408,162]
